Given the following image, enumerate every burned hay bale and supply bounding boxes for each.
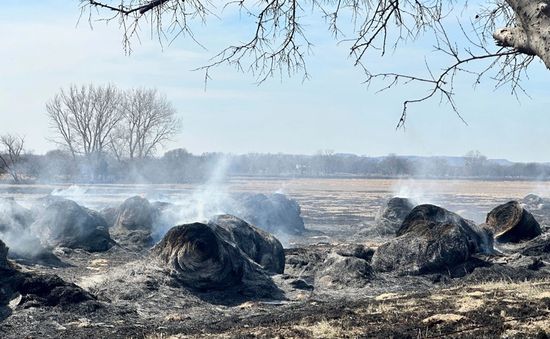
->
[521,194,550,232]
[236,193,305,235]
[153,222,244,290]
[372,204,493,275]
[14,272,96,308]
[113,196,156,231]
[315,252,374,289]
[0,199,59,265]
[284,244,332,280]
[209,214,285,274]
[31,199,114,252]
[0,239,95,309]
[485,201,542,243]
[522,194,545,208]
[372,197,415,235]
[152,222,281,297]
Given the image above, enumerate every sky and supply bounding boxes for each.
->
[1,0,550,162]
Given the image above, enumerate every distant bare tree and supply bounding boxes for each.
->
[464,150,487,177]
[46,84,123,157]
[0,134,26,183]
[111,88,181,159]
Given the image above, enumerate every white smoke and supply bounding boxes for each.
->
[0,198,46,259]
[51,185,89,198]
[151,155,235,239]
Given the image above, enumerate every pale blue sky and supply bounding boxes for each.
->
[1,0,550,162]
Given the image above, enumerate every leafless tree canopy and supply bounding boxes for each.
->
[0,135,26,183]
[80,0,547,126]
[46,84,181,161]
[46,84,123,157]
[112,88,181,159]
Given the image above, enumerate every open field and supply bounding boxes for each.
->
[0,178,549,338]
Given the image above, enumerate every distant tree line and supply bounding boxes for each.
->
[3,147,550,184]
[2,83,550,183]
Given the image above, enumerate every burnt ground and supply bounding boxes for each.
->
[0,179,550,338]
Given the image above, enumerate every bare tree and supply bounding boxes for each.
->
[46,84,123,157]
[111,88,181,159]
[81,0,548,126]
[464,150,487,177]
[0,135,26,183]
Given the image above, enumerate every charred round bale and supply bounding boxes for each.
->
[0,199,63,265]
[520,194,550,232]
[113,196,156,231]
[152,222,247,290]
[31,199,113,252]
[0,238,95,308]
[238,193,305,235]
[209,214,285,274]
[522,194,545,208]
[372,204,493,275]
[152,222,282,296]
[485,201,542,243]
[315,252,374,289]
[372,197,415,235]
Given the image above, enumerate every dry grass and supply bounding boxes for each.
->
[422,313,465,324]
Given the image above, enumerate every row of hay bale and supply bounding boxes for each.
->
[365,195,548,276]
[0,193,298,297]
[0,192,305,260]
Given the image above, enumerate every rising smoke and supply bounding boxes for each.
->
[0,155,302,257]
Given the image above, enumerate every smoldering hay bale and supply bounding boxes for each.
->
[520,194,550,232]
[152,222,282,296]
[372,204,494,275]
[0,198,64,265]
[372,197,415,235]
[522,194,545,208]
[153,222,243,289]
[236,193,305,235]
[0,198,34,233]
[209,214,285,274]
[314,251,374,289]
[31,199,114,252]
[485,201,542,243]
[113,196,156,231]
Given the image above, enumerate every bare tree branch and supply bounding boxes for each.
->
[80,0,545,126]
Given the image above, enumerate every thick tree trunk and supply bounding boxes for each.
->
[494,0,550,68]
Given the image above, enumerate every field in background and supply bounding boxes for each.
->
[0,178,547,236]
